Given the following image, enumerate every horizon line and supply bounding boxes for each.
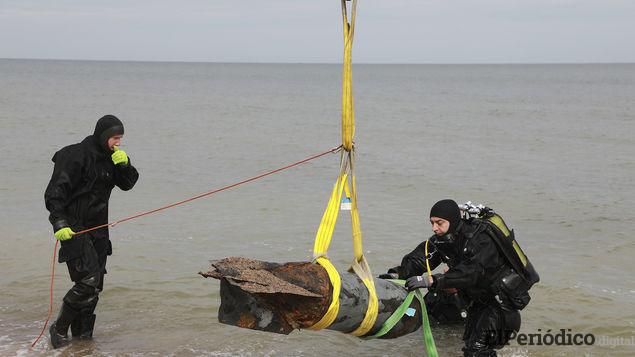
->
[1,57,634,66]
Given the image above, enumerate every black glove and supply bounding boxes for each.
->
[405,275,433,291]
[378,272,399,279]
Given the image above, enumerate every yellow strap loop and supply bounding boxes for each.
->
[311,154,347,331]
[341,0,356,152]
[346,151,378,336]
[309,257,342,330]
[349,255,379,336]
[311,151,378,335]
[310,0,378,336]
[313,154,348,256]
[349,155,363,261]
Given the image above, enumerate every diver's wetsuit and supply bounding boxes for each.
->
[393,220,522,356]
[45,115,138,345]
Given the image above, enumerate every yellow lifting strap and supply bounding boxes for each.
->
[341,0,356,152]
[310,0,379,337]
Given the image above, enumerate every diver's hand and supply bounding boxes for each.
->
[405,275,433,291]
[111,146,129,165]
[54,227,75,241]
[378,272,399,279]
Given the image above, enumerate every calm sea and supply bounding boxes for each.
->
[0,59,633,356]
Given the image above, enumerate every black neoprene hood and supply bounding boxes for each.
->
[430,199,462,234]
[93,115,124,152]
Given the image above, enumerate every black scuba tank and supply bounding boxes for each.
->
[459,202,540,310]
[478,211,540,287]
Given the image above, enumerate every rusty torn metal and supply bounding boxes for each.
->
[200,257,422,338]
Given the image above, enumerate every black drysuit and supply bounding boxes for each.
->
[396,220,521,357]
[45,131,138,338]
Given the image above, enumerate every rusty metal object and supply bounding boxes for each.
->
[199,257,422,338]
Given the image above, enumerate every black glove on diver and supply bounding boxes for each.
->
[405,275,433,291]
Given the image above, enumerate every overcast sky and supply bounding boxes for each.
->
[1,0,634,63]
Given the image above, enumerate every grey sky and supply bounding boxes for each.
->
[1,0,634,63]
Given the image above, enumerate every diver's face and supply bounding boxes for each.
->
[430,217,450,236]
[107,134,123,150]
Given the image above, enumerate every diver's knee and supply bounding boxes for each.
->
[63,281,99,309]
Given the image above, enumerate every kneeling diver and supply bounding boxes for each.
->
[380,199,539,356]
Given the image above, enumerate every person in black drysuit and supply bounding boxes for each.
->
[45,115,139,348]
[386,199,522,357]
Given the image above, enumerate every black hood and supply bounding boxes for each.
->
[430,199,462,234]
[93,115,124,152]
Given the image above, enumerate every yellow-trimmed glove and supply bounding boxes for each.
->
[111,146,129,165]
[54,227,75,241]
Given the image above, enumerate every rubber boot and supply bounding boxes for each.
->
[70,314,82,338]
[70,313,96,339]
[49,303,79,349]
[71,297,98,339]
[78,313,96,339]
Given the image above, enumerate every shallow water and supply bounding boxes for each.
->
[1,60,634,356]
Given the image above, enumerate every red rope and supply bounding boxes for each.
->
[31,146,340,348]
[31,240,58,348]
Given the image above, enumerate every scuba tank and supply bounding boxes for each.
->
[459,202,540,310]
